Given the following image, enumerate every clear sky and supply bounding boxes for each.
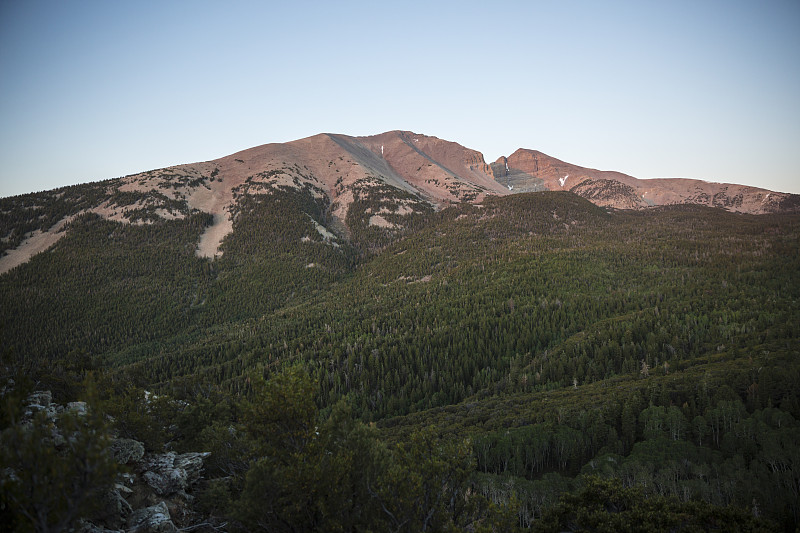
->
[1,0,799,197]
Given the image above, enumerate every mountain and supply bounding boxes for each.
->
[494,148,800,213]
[1,131,799,530]
[2,130,797,275]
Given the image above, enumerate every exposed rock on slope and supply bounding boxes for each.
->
[356,130,508,203]
[499,149,798,214]
[1,130,798,274]
[8,391,213,533]
[0,131,502,271]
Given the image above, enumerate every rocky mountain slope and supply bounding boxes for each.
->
[1,130,798,274]
[494,149,800,213]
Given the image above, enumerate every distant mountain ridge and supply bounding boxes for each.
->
[493,148,799,213]
[1,130,798,274]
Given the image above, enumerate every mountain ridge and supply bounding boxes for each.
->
[1,130,798,274]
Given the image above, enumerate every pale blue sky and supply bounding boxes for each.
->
[1,0,798,197]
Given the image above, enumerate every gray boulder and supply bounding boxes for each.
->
[111,438,145,465]
[24,390,58,421]
[126,501,177,533]
[67,400,88,416]
[26,390,52,408]
[92,485,133,529]
[173,452,210,487]
[140,452,210,496]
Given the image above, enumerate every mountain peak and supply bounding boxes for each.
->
[1,130,798,274]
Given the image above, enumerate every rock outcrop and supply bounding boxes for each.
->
[13,391,211,533]
[127,502,177,533]
[140,451,211,497]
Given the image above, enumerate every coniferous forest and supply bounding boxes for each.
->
[1,184,798,532]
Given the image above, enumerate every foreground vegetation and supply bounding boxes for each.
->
[1,188,798,531]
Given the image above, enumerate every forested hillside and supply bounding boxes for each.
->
[1,187,798,531]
